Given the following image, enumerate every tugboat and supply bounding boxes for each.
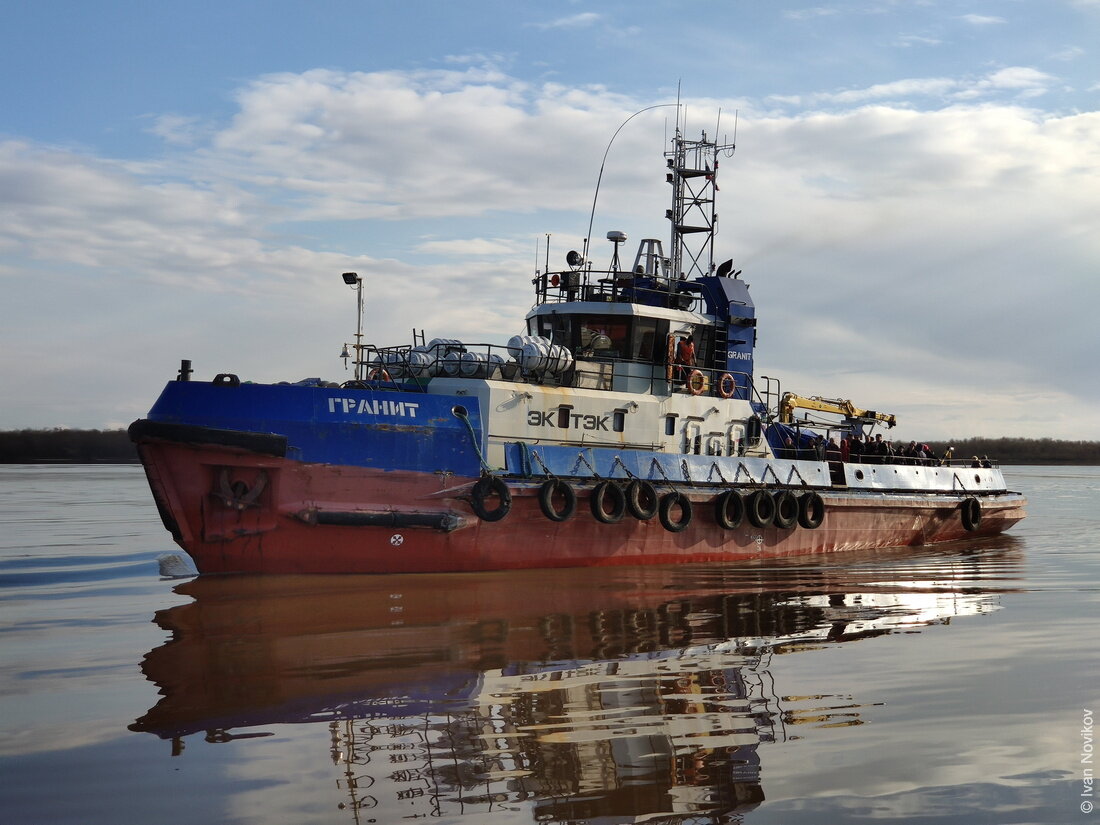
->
[129,126,1026,574]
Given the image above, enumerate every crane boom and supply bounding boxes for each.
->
[778,393,897,428]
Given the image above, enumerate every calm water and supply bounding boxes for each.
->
[0,465,1096,824]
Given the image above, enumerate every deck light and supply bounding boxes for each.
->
[341,272,364,379]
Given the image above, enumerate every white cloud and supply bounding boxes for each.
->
[415,237,522,256]
[1,70,1098,438]
[531,12,601,30]
[1048,45,1085,62]
[821,77,960,104]
[784,7,840,20]
[983,66,1055,90]
[895,34,943,47]
[145,113,208,146]
[205,68,648,222]
[788,66,1057,106]
[958,14,1007,26]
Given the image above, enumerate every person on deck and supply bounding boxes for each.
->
[675,334,696,388]
[849,433,864,464]
[881,440,896,463]
[869,433,886,464]
[814,435,827,461]
[780,437,796,459]
[904,441,919,465]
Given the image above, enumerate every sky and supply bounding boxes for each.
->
[1,0,1098,441]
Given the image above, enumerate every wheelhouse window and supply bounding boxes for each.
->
[577,315,629,358]
[531,313,669,364]
[533,315,572,348]
[636,318,670,362]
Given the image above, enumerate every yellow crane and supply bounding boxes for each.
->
[778,393,897,428]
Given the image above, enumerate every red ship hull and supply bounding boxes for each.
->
[136,439,1027,575]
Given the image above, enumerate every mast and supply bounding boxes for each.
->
[665,129,735,280]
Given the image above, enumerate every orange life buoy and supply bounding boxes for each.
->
[717,372,736,398]
[368,368,392,382]
[686,369,705,396]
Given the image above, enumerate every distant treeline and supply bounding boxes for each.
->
[925,438,1100,466]
[0,429,139,463]
[0,429,1098,465]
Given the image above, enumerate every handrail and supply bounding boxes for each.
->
[535,268,706,314]
[345,339,758,402]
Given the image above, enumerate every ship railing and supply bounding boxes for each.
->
[841,455,1000,469]
[565,358,756,401]
[346,341,759,401]
[347,342,521,390]
[533,268,706,314]
[659,362,755,401]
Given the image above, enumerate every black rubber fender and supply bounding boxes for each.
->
[798,492,826,529]
[658,491,693,533]
[590,480,627,524]
[538,479,576,522]
[626,479,659,520]
[714,490,744,530]
[746,489,775,528]
[470,476,511,522]
[773,490,799,529]
[961,497,982,532]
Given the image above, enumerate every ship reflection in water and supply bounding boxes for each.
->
[132,542,1021,824]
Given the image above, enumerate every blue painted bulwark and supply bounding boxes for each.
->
[146,381,484,475]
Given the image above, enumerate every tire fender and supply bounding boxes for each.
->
[626,479,659,520]
[538,479,576,522]
[470,476,511,522]
[798,492,825,529]
[590,480,627,524]
[746,489,775,528]
[658,491,693,533]
[714,489,744,530]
